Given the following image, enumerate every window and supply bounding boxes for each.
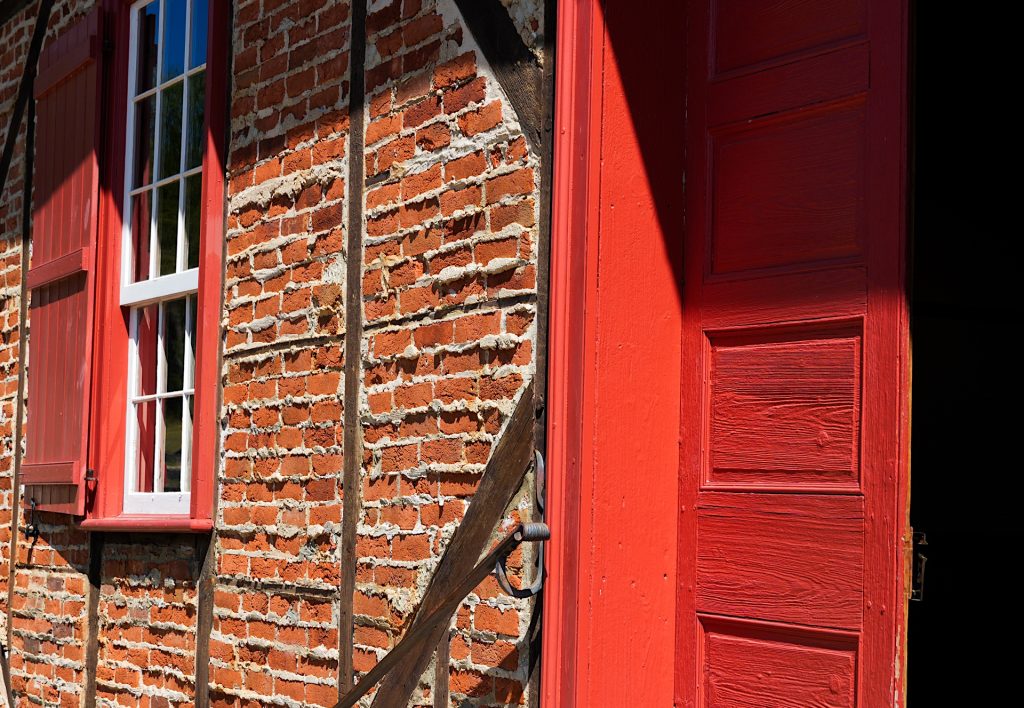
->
[121,0,209,515]
[22,0,225,528]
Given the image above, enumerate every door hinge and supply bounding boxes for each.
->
[910,531,928,601]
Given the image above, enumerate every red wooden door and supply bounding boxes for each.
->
[678,1,909,706]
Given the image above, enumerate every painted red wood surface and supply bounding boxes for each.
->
[86,0,226,530]
[22,8,104,515]
[678,2,909,707]
[541,0,684,704]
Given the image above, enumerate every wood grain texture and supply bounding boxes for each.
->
[713,0,866,75]
[703,268,866,330]
[709,334,860,488]
[539,2,605,704]
[338,0,367,693]
[711,100,866,275]
[703,619,857,707]
[22,7,103,514]
[696,492,864,629]
[577,2,686,706]
[709,42,869,128]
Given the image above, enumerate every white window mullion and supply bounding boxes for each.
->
[121,268,199,307]
[132,389,197,404]
[125,309,142,493]
[181,296,195,492]
[149,0,166,282]
[155,301,168,493]
[176,0,192,274]
[122,8,141,290]
[129,167,202,198]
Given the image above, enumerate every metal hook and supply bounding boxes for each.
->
[496,450,546,598]
[24,498,40,542]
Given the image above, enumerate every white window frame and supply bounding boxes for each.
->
[121,0,207,515]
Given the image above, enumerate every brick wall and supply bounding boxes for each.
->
[0,0,546,705]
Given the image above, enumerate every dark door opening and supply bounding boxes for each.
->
[908,4,1020,704]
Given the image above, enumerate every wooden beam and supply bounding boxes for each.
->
[82,532,105,708]
[367,381,535,706]
[453,0,543,157]
[338,0,368,695]
[336,522,548,708]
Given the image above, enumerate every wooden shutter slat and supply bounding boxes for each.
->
[26,246,91,289]
[22,8,104,515]
[34,31,101,98]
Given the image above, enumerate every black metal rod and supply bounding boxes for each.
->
[0,0,55,197]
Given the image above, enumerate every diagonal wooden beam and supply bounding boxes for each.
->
[335,522,549,708]
[364,380,536,707]
[452,0,544,157]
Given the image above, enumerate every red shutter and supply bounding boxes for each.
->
[22,9,104,515]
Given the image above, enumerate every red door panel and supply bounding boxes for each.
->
[679,0,908,706]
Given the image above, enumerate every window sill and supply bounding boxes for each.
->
[79,515,213,533]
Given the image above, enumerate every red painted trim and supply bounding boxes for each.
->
[542,1,684,703]
[25,246,91,288]
[540,1,603,703]
[80,516,213,532]
[188,0,229,524]
[89,0,131,522]
[87,0,227,527]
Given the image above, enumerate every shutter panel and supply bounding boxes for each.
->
[22,9,103,515]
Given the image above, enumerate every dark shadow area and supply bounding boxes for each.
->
[908,4,1021,704]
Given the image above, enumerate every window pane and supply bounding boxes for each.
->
[135,399,157,492]
[158,81,184,180]
[132,95,156,188]
[135,1,160,93]
[184,174,202,269]
[130,191,153,282]
[189,0,208,69]
[162,396,184,492]
[185,71,205,170]
[156,181,180,276]
[136,304,159,397]
[163,298,187,393]
[161,0,187,81]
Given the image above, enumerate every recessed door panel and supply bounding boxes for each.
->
[702,618,858,708]
[708,331,861,489]
[697,493,864,628]
[711,101,866,275]
[713,0,867,74]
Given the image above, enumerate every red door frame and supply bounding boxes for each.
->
[542,1,912,704]
[540,0,684,704]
